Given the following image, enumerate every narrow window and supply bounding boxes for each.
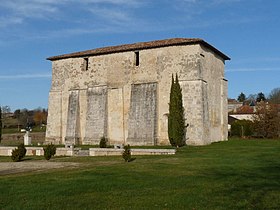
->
[135,51,139,66]
[84,58,89,71]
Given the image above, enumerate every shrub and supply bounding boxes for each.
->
[11,144,26,162]
[99,136,108,148]
[11,149,21,162]
[252,101,280,138]
[231,120,253,137]
[18,143,26,158]
[44,144,56,160]
[122,144,132,162]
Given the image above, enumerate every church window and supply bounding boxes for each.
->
[83,58,89,71]
[135,51,139,66]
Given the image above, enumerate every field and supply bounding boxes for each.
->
[0,139,280,209]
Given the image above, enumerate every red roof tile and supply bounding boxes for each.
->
[235,105,255,114]
[47,38,230,61]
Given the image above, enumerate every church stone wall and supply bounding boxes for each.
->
[84,86,108,145]
[65,90,80,145]
[127,83,158,145]
[199,45,228,143]
[46,43,228,146]
[45,91,62,144]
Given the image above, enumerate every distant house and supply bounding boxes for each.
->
[228,99,243,113]
[229,105,255,121]
[228,101,280,137]
[228,104,255,132]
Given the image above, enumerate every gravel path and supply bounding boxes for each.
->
[0,161,80,175]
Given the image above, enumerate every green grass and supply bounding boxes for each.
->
[0,139,280,209]
[2,128,21,134]
[2,126,46,134]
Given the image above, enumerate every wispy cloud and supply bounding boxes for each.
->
[226,67,280,72]
[0,0,148,36]
[0,0,143,22]
[0,0,263,42]
[212,0,242,5]
[233,57,280,64]
[1,0,60,19]
[0,0,158,41]
[182,0,197,3]
[82,0,143,7]
[172,0,260,28]
[89,7,132,25]
[0,16,23,28]
[179,0,243,6]
[0,74,52,80]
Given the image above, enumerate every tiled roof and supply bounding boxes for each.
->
[47,38,230,61]
[228,98,243,104]
[228,99,237,103]
[230,105,255,114]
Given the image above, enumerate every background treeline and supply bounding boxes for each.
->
[237,87,280,104]
[232,87,280,138]
[1,106,47,131]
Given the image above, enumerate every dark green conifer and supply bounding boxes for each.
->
[168,74,185,147]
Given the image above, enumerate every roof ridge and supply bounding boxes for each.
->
[47,38,230,61]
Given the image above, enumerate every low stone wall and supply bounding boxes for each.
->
[0,146,72,157]
[2,132,45,143]
[131,149,176,155]
[89,148,176,156]
[25,147,44,156]
[0,147,45,156]
[89,148,123,156]
[0,147,16,156]
[56,148,74,156]
[0,146,176,157]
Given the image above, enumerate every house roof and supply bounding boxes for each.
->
[230,105,255,115]
[228,98,243,104]
[47,38,230,61]
[228,115,238,125]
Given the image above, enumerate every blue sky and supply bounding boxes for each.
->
[0,0,279,111]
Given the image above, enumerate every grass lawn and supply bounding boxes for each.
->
[0,139,280,209]
[2,126,46,134]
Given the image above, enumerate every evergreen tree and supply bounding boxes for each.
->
[168,75,175,146]
[237,92,246,102]
[256,92,266,102]
[168,74,185,147]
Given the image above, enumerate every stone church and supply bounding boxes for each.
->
[46,38,230,146]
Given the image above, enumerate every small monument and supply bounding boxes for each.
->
[23,130,31,146]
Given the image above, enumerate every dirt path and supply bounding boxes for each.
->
[0,161,80,175]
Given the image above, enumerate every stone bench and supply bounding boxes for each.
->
[0,146,176,157]
[0,147,44,156]
[0,147,16,156]
[89,148,176,156]
[131,149,176,155]
[25,147,44,156]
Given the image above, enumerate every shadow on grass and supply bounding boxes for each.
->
[128,157,136,162]
[199,163,280,209]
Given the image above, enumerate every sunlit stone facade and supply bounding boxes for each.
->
[46,38,230,146]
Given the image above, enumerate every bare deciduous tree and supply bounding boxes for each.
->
[268,87,280,104]
[252,101,280,138]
